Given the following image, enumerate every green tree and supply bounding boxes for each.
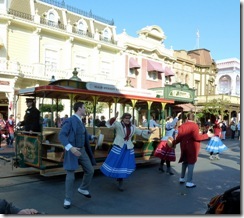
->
[195,112,205,121]
[39,104,64,113]
[200,98,230,117]
[84,101,108,116]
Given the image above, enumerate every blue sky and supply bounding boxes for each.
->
[64,0,240,61]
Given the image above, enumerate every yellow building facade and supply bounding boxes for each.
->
[0,0,240,124]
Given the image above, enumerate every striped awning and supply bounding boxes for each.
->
[147,60,164,73]
[129,58,140,69]
[164,67,175,76]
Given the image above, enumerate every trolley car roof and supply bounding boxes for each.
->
[17,79,174,107]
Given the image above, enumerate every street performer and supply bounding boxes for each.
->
[167,112,214,188]
[18,98,41,133]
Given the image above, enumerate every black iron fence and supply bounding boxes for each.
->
[40,0,114,25]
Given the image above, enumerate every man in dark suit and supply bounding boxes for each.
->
[59,102,96,209]
[18,98,41,133]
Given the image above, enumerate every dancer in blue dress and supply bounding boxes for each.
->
[100,111,154,191]
[206,115,228,160]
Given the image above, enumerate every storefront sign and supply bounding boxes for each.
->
[169,90,191,99]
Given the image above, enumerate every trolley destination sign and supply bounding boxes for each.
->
[86,82,157,98]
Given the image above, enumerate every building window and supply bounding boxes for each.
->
[147,71,158,81]
[45,49,58,70]
[185,74,189,84]
[194,80,200,95]
[236,75,240,95]
[128,68,136,77]
[175,72,179,82]
[181,73,184,83]
[47,11,58,27]
[165,76,172,84]
[75,55,87,75]
[77,22,85,34]
[101,60,111,75]
[219,75,231,94]
[102,28,111,42]
[103,29,109,41]
[77,20,87,35]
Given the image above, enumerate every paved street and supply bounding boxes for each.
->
[0,138,240,215]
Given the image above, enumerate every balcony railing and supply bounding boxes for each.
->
[73,28,94,38]
[100,36,117,44]
[40,18,66,30]
[0,59,120,85]
[197,95,240,105]
[8,9,34,21]
[7,9,117,45]
[39,0,114,25]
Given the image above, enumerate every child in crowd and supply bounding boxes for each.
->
[154,112,181,175]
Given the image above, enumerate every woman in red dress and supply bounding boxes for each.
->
[154,113,181,175]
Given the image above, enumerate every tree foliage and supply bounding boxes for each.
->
[196,112,205,120]
[84,101,108,116]
[39,104,64,113]
[200,98,231,117]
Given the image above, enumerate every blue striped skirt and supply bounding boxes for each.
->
[100,144,136,178]
[206,136,228,154]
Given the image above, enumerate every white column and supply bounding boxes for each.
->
[91,45,101,80]
[63,37,73,69]
[31,28,41,64]
[5,76,17,116]
[0,22,9,59]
